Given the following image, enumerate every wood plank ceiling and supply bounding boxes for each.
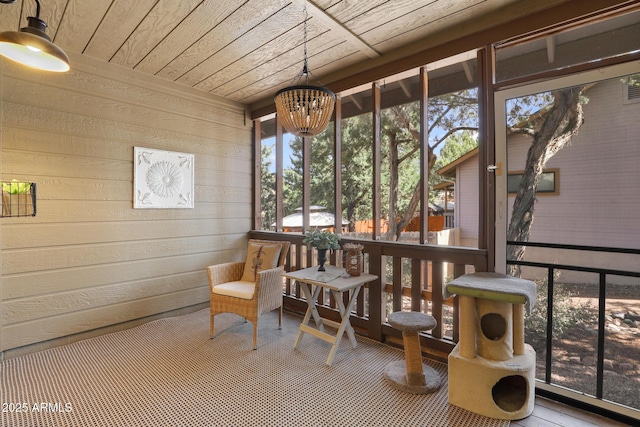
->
[0,0,573,109]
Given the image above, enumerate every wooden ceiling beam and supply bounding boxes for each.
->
[546,35,556,63]
[349,94,364,111]
[462,61,474,84]
[290,0,380,59]
[398,80,412,98]
[251,0,637,118]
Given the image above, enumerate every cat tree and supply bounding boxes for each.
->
[445,272,537,420]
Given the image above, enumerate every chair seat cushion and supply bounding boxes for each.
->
[241,241,282,282]
[212,281,255,300]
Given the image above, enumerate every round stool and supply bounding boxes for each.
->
[384,311,442,394]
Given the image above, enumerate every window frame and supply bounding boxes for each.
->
[623,74,640,105]
[507,168,559,195]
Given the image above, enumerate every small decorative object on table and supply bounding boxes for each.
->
[343,243,364,276]
[302,229,341,271]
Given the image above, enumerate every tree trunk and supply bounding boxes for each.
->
[388,133,399,240]
[507,87,585,276]
[394,150,436,241]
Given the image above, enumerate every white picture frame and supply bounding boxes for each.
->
[134,147,194,209]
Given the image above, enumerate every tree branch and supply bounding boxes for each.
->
[509,127,536,138]
[432,127,477,151]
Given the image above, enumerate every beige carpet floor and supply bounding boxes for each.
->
[1,309,510,427]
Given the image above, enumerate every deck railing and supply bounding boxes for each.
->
[248,232,638,421]
[507,241,640,416]
[249,230,488,355]
[443,212,454,229]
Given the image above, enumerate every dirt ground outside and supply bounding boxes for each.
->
[528,283,640,411]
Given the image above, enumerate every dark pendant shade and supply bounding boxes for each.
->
[0,2,70,72]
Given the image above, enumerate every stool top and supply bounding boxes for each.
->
[388,311,437,332]
[445,272,536,314]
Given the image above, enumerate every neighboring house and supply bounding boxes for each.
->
[438,77,640,283]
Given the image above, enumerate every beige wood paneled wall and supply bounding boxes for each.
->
[0,52,252,354]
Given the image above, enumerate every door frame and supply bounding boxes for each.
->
[493,60,640,273]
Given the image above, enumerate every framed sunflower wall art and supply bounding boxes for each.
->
[133,147,194,209]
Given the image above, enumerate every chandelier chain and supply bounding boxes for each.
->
[303,2,309,84]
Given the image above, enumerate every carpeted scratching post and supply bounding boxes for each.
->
[445,272,537,421]
[384,311,442,394]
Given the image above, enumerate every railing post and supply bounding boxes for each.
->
[452,263,467,342]
[411,259,422,312]
[596,272,606,399]
[545,267,554,384]
[392,257,402,312]
[431,261,444,339]
[368,244,384,341]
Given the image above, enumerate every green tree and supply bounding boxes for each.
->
[283,145,302,216]
[430,130,478,205]
[434,130,478,170]
[310,123,336,213]
[625,73,639,88]
[283,114,376,231]
[272,85,585,251]
[385,90,479,240]
[279,89,480,239]
[341,114,374,229]
[260,143,276,230]
[283,124,337,216]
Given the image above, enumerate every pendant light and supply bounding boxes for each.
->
[0,0,70,72]
[274,2,335,137]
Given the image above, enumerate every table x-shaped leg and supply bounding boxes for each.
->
[293,281,362,366]
[325,287,361,365]
[293,281,325,349]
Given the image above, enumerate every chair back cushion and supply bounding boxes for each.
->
[241,240,283,282]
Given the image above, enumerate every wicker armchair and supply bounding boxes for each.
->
[207,239,290,349]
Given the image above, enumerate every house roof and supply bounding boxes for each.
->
[277,211,349,229]
[437,148,479,178]
[0,1,631,112]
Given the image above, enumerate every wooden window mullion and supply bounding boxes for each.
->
[275,115,284,232]
[372,83,381,240]
[419,67,429,244]
[253,119,262,230]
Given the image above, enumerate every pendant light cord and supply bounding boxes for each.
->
[0,1,42,17]
[303,1,309,84]
[34,0,41,19]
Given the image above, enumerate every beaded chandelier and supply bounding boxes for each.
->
[274,3,335,137]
